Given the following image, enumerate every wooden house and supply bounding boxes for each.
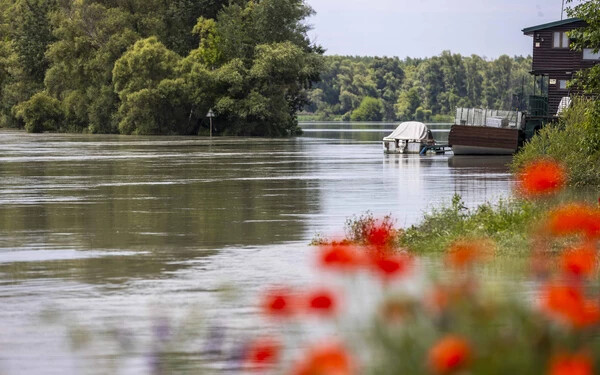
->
[523,18,600,116]
[447,18,600,155]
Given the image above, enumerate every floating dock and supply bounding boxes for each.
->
[420,144,451,155]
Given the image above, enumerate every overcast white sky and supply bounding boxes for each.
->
[305,0,568,59]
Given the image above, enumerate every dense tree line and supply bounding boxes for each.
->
[304,53,535,122]
[0,0,322,135]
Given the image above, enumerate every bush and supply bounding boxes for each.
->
[351,97,383,121]
[431,113,454,123]
[15,92,64,133]
[513,99,600,187]
[310,211,402,248]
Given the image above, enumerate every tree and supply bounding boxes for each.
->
[15,92,64,133]
[568,0,600,94]
[395,87,421,120]
[113,37,181,134]
[351,97,383,121]
[8,0,56,84]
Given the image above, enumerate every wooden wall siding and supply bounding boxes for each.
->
[528,20,600,114]
[531,22,588,73]
[449,126,520,150]
[548,91,567,115]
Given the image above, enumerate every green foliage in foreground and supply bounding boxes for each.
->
[400,195,541,256]
[568,0,600,94]
[0,0,322,136]
[513,99,600,188]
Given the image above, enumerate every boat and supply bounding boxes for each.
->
[449,108,525,155]
[383,121,435,154]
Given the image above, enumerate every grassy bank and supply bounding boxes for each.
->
[315,190,598,258]
[399,195,541,256]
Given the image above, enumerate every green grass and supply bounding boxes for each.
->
[399,195,542,256]
[399,190,600,257]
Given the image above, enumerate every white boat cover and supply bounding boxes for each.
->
[383,121,430,141]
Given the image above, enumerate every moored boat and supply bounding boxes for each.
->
[383,121,435,154]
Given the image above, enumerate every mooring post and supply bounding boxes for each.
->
[206,109,215,138]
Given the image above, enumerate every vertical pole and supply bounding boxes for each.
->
[210,117,213,138]
[561,0,565,20]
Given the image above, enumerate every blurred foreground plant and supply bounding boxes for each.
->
[250,157,600,375]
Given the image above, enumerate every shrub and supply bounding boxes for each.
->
[15,92,64,133]
[351,97,383,121]
[513,98,600,187]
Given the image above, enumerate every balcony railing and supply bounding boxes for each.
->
[528,95,549,117]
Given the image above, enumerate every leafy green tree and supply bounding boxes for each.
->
[464,55,485,107]
[0,0,56,128]
[306,53,533,122]
[15,92,64,133]
[113,37,181,134]
[161,0,229,56]
[190,17,223,67]
[568,0,600,94]
[395,87,421,120]
[484,55,513,109]
[8,0,56,84]
[44,1,139,131]
[351,97,383,121]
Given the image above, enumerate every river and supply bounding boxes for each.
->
[0,125,513,374]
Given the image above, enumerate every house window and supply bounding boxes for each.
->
[559,80,568,90]
[553,31,570,48]
[583,48,600,60]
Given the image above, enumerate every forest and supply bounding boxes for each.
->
[0,0,322,136]
[0,0,569,135]
[303,53,535,122]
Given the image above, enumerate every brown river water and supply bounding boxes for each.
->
[0,124,513,374]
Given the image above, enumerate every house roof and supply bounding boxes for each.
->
[522,18,583,35]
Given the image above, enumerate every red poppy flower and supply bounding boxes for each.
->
[560,243,597,277]
[245,337,281,370]
[319,244,364,272]
[367,224,394,248]
[306,289,338,316]
[428,335,471,374]
[292,342,354,375]
[371,254,412,280]
[261,288,298,318]
[516,158,566,197]
[541,283,600,328]
[549,352,593,375]
[547,203,600,240]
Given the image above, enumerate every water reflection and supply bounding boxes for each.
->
[448,155,514,206]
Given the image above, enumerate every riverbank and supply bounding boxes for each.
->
[512,99,600,188]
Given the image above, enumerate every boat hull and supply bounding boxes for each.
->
[451,145,515,155]
[448,125,520,155]
[383,139,426,154]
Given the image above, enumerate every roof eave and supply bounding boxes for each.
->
[522,18,583,34]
